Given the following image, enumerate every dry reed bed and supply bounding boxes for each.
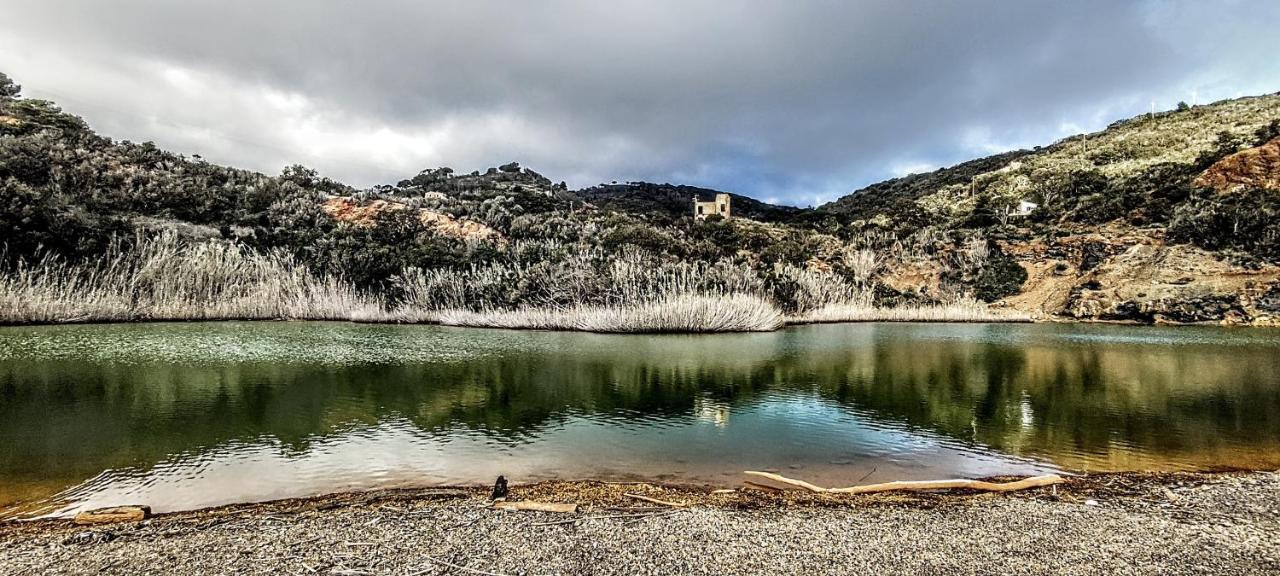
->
[2,235,1027,331]
[790,299,1033,324]
[0,235,386,324]
[434,293,785,333]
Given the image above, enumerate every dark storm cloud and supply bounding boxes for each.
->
[2,0,1277,204]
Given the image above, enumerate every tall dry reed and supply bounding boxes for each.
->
[789,296,1032,324]
[435,293,784,333]
[0,234,384,324]
[2,234,1028,332]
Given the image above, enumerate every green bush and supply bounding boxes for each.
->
[1168,189,1280,262]
[974,250,1028,302]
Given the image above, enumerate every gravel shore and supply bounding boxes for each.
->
[2,472,1278,575]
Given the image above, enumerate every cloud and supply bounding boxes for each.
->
[1,0,1277,206]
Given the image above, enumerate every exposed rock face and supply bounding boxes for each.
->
[321,197,399,227]
[1194,137,1280,193]
[1258,284,1280,313]
[417,210,505,243]
[321,197,505,243]
[1001,230,1280,326]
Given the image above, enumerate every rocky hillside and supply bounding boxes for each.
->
[818,94,1280,325]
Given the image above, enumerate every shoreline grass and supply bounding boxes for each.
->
[433,293,785,333]
[0,234,387,324]
[788,298,1033,325]
[2,235,1033,332]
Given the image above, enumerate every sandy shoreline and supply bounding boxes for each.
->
[3,471,1278,575]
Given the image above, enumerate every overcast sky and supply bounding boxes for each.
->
[2,1,1278,206]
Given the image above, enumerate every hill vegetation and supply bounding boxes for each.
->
[2,70,1278,328]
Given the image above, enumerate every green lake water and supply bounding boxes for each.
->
[2,321,1279,518]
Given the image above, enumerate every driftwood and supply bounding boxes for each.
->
[742,480,784,492]
[73,505,151,525]
[743,471,1065,494]
[623,493,688,508]
[492,501,578,513]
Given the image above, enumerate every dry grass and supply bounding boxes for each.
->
[0,234,386,324]
[3,235,1027,331]
[435,293,784,333]
[789,297,1032,324]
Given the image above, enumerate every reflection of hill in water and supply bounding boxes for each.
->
[2,322,1280,491]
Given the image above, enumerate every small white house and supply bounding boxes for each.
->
[692,193,732,220]
[1011,200,1038,217]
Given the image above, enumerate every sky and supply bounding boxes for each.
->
[2,1,1278,206]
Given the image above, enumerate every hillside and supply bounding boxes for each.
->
[813,93,1280,324]
[2,69,1279,327]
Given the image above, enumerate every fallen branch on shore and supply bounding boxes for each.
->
[624,493,688,508]
[743,471,1065,494]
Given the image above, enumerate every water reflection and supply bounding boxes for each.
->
[1,322,1278,518]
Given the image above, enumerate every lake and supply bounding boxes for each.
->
[2,321,1279,519]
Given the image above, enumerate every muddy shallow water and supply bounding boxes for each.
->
[2,321,1278,518]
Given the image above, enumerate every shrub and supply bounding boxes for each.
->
[1168,189,1280,262]
[974,249,1028,302]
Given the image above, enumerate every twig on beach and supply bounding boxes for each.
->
[856,467,878,483]
[599,505,665,512]
[583,509,684,521]
[743,471,1066,494]
[742,480,784,492]
[623,493,688,508]
[288,536,322,548]
[410,555,522,576]
[529,517,581,527]
[530,508,683,527]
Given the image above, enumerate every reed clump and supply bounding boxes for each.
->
[0,234,385,324]
[436,293,784,333]
[394,247,785,332]
[789,297,1032,324]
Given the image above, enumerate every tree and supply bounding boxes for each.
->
[0,72,19,99]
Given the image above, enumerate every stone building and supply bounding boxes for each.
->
[692,193,731,220]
